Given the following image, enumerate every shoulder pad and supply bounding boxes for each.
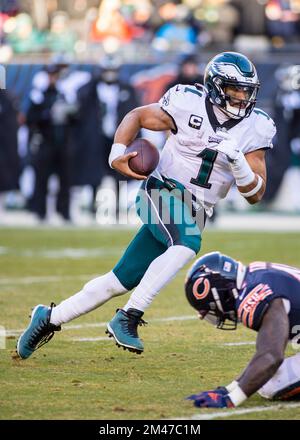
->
[253,108,276,137]
[253,108,277,148]
[159,84,206,116]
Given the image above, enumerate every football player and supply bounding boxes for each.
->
[185,252,300,408]
[17,52,276,359]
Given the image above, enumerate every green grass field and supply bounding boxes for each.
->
[1,227,300,420]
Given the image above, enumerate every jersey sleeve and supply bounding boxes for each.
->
[158,85,188,134]
[243,109,277,154]
[237,282,275,331]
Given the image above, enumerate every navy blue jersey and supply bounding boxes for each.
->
[236,262,300,339]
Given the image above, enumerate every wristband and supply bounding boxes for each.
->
[108,143,127,168]
[230,151,255,187]
[240,175,263,198]
[228,385,247,407]
[226,380,239,393]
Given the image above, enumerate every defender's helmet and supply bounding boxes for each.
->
[185,252,246,330]
[204,52,260,119]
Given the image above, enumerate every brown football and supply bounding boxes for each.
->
[126,138,160,176]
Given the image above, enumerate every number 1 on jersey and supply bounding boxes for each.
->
[190,148,218,189]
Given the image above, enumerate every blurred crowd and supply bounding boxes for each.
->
[1,0,300,223]
[1,55,300,224]
[0,58,141,223]
[0,1,300,63]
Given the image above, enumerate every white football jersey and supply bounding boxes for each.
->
[155,84,276,215]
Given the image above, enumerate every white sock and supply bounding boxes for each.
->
[123,245,195,312]
[258,353,300,399]
[50,271,127,326]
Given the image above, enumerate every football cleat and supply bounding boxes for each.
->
[106,308,147,354]
[16,303,61,359]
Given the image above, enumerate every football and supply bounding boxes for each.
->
[126,138,160,176]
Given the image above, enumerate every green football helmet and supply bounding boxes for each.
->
[204,51,260,119]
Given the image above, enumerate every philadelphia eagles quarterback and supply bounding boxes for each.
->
[17,52,277,359]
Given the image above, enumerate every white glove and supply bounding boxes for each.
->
[215,130,255,187]
[215,131,241,162]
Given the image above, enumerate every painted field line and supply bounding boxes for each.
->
[6,314,198,336]
[1,267,187,287]
[68,338,257,345]
[69,337,256,344]
[0,273,98,286]
[179,402,300,420]
[0,248,123,259]
[71,337,109,342]
[222,341,255,346]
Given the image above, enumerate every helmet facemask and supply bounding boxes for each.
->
[203,272,238,330]
[212,76,260,119]
[200,308,238,330]
[186,267,239,330]
[201,285,238,330]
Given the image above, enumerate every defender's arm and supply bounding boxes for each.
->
[186,298,289,408]
[235,298,289,400]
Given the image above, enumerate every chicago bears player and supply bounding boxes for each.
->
[17,52,277,359]
[185,251,300,408]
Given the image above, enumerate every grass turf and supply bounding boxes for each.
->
[0,227,300,420]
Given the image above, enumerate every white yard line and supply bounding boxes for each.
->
[0,248,123,259]
[0,274,98,286]
[6,314,198,336]
[1,267,187,287]
[222,341,255,346]
[71,337,109,342]
[181,402,300,420]
[69,337,257,344]
[4,312,259,348]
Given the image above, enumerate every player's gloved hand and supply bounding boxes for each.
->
[186,386,228,401]
[111,152,147,181]
[215,131,241,162]
[186,389,234,408]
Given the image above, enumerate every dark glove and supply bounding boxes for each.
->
[186,388,234,408]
